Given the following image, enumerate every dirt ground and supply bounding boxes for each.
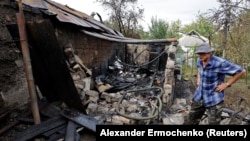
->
[224,78,250,114]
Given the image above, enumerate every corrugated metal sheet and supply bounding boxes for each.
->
[45,2,93,28]
[17,0,120,35]
[18,0,47,9]
[16,0,176,43]
[45,0,102,30]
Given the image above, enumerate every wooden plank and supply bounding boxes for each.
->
[16,1,41,124]
[42,124,66,137]
[14,116,66,141]
[0,120,19,136]
[65,121,77,141]
[61,110,103,132]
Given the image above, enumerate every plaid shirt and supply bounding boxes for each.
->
[193,55,244,107]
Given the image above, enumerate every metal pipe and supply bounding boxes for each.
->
[16,0,41,125]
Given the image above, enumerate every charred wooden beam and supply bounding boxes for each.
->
[17,117,34,124]
[42,124,66,138]
[0,108,32,136]
[47,132,65,141]
[61,109,103,132]
[0,110,10,122]
[65,121,77,141]
[14,116,67,141]
[16,0,41,125]
[39,102,62,118]
[0,120,19,136]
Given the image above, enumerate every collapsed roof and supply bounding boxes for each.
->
[15,0,176,43]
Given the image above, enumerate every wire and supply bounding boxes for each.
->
[116,46,169,68]
[115,86,163,121]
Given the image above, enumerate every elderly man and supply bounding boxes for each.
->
[184,42,246,125]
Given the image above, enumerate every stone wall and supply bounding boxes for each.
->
[163,44,178,108]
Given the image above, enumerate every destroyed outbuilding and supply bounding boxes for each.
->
[0,0,181,140]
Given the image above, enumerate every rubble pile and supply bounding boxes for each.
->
[62,44,174,125]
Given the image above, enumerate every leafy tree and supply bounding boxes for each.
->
[169,20,182,38]
[141,16,181,39]
[208,0,250,58]
[224,10,250,65]
[181,13,214,39]
[148,16,169,39]
[95,0,144,38]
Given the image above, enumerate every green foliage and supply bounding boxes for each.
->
[95,0,144,38]
[147,16,168,39]
[140,16,181,39]
[205,1,250,65]
[97,0,250,69]
[170,20,182,38]
[139,30,150,39]
[224,10,250,65]
[181,13,214,37]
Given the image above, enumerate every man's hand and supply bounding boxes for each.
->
[215,83,228,92]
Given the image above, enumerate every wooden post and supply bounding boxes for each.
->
[245,66,248,84]
[16,0,41,125]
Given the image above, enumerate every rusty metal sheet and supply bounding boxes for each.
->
[15,0,47,9]
[45,3,92,28]
[16,0,123,36]
[46,0,90,19]
[45,0,103,30]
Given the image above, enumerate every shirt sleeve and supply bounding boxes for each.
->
[219,60,243,76]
